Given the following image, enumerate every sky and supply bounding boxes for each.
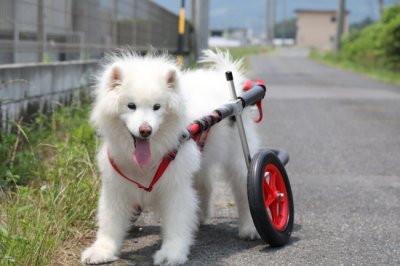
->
[154,0,400,33]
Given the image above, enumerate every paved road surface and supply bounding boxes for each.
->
[116,49,400,265]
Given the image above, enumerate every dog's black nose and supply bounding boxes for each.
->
[139,123,152,138]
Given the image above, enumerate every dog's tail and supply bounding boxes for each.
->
[199,49,259,121]
[198,49,245,77]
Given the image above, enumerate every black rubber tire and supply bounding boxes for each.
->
[247,150,294,247]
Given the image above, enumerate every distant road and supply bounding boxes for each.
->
[115,48,400,265]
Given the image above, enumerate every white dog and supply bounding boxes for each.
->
[81,49,260,265]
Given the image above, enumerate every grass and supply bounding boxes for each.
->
[226,46,270,60]
[0,101,99,265]
[310,49,400,85]
[187,46,271,69]
[222,46,271,69]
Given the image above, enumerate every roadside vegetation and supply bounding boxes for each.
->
[227,46,270,60]
[311,4,400,85]
[187,46,270,69]
[0,101,99,265]
[222,46,271,69]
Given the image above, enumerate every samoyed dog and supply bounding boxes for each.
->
[81,49,260,265]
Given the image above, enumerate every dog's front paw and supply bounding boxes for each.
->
[239,223,261,240]
[81,243,118,265]
[153,241,189,265]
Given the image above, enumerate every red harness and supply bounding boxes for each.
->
[243,79,265,123]
[108,150,177,192]
[108,80,265,192]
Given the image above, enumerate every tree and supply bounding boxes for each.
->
[274,18,296,39]
[349,17,375,32]
[340,4,400,70]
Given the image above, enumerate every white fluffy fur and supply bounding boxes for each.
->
[81,49,260,265]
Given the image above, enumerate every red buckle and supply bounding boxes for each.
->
[243,80,265,123]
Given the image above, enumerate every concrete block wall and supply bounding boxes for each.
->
[0,60,98,130]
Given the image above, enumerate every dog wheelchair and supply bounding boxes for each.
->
[110,71,294,246]
[179,71,294,247]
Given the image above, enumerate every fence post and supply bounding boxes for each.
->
[37,0,45,62]
[266,0,275,46]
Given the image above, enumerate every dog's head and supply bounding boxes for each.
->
[91,52,184,168]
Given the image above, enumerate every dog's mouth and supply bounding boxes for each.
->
[131,134,151,169]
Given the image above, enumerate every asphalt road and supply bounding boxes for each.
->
[115,49,400,265]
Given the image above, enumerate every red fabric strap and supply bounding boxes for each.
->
[194,129,210,151]
[108,150,176,192]
[243,79,265,123]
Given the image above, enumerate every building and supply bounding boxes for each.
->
[295,9,349,51]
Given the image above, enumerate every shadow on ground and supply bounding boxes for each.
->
[114,218,301,265]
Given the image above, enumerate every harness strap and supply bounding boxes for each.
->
[195,129,211,151]
[243,79,265,123]
[108,150,176,192]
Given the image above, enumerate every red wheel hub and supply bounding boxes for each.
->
[262,164,289,231]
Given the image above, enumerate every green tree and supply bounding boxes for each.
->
[349,17,375,32]
[340,3,400,71]
[274,18,296,39]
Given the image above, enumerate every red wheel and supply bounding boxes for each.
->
[263,163,289,231]
[248,150,294,246]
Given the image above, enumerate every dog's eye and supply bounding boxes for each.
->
[153,104,161,111]
[127,102,136,110]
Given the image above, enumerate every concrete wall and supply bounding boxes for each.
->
[0,60,98,130]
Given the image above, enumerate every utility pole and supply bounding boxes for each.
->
[266,0,275,46]
[192,0,209,60]
[281,0,286,46]
[37,0,45,62]
[334,0,345,53]
[378,0,384,17]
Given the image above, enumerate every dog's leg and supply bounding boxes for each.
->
[153,184,198,265]
[130,203,142,223]
[81,183,133,264]
[193,168,213,224]
[225,163,260,240]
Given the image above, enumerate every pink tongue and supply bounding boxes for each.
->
[133,138,151,168]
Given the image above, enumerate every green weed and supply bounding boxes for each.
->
[226,46,270,61]
[187,46,270,69]
[311,4,400,85]
[0,102,99,265]
[224,46,271,69]
[310,49,400,85]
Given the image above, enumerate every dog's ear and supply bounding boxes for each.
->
[109,65,122,90]
[166,69,177,89]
